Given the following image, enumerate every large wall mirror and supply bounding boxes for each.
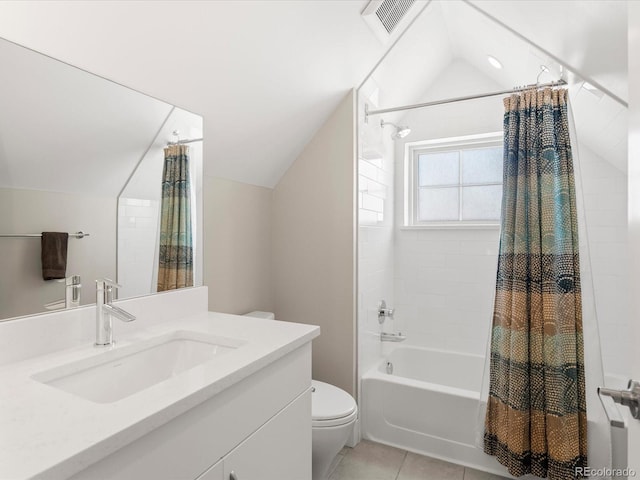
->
[0,37,203,321]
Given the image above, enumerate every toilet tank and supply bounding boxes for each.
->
[243,311,275,320]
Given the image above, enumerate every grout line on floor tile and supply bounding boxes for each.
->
[394,449,409,480]
[328,453,344,478]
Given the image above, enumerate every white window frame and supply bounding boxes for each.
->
[404,132,503,229]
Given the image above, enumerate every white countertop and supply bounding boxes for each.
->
[0,311,319,480]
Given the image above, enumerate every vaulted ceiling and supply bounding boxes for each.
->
[0,1,385,188]
[368,0,627,172]
[0,0,628,189]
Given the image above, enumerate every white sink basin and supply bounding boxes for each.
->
[32,330,245,403]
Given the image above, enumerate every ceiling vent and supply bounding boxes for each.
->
[376,0,416,33]
[362,0,421,44]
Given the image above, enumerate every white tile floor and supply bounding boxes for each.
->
[329,440,509,480]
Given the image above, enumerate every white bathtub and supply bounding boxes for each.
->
[361,346,620,478]
[361,346,509,475]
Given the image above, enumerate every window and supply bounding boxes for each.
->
[406,133,503,226]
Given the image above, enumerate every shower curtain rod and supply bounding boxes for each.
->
[365,79,567,118]
[166,137,203,146]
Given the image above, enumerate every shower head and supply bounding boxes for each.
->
[381,120,411,139]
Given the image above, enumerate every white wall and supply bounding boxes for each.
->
[0,188,116,319]
[204,176,273,316]
[626,1,640,467]
[273,90,356,397]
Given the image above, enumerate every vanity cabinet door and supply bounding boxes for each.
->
[195,459,223,480]
[223,389,311,480]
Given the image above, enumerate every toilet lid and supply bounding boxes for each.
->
[311,380,357,423]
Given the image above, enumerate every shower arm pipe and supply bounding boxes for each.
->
[365,79,567,119]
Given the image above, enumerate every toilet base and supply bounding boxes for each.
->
[312,420,356,480]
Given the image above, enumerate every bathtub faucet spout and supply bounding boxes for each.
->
[380,332,406,342]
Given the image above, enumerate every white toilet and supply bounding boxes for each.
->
[243,312,358,480]
[311,379,358,479]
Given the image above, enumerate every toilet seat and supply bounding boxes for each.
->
[312,408,358,428]
[311,380,357,428]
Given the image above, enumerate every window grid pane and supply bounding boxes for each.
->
[418,151,459,186]
[461,185,502,220]
[461,146,503,185]
[418,186,459,222]
[413,140,503,224]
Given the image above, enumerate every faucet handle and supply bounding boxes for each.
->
[96,278,122,289]
[378,300,394,324]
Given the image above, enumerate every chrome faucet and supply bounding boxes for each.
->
[378,300,394,324]
[44,275,82,311]
[65,275,82,309]
[95,278,136,347]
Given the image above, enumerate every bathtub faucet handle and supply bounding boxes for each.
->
[378,300,394,324]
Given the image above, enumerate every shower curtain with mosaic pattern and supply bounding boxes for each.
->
[157,144,193,292]
[483,88,587,480]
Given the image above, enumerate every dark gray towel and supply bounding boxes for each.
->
[41,232,68,280]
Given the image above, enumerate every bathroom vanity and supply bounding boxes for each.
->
[0,287,319,480]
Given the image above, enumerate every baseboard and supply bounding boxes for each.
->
[346,417,361,447]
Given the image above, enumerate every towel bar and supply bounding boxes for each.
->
[0,231,89,239]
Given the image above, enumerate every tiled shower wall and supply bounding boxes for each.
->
[391,63,505,358]
[393,228,499,356]
[358,87,395,379]
[579,145,629,377]
[359,62,629,385]
[391,143,629,377]
[117,198,160,299]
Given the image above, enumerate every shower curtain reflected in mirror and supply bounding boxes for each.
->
[157,144,193,292]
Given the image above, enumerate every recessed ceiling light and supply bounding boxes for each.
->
[487,55,503,70]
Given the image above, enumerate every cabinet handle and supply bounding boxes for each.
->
[229,471,238,480]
